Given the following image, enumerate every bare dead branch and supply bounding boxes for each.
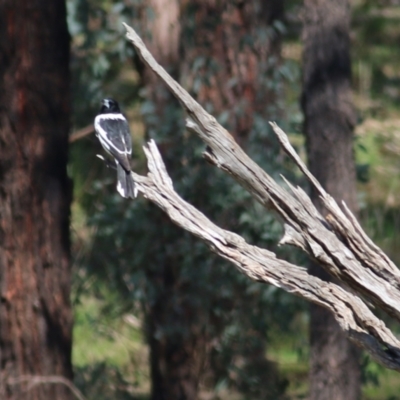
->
[123,22,400,321]
[127,140,400,370]
[119,23,400,370]
[69,124,94,143]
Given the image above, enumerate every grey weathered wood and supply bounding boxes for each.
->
[130,140,400,370]
[122,23,400,370]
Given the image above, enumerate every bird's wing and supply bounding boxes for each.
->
[95,115,132,171]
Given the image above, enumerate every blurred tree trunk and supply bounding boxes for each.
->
[183,0,284,144]
[139,1,285,399]
[0,1,73,399]
[139,3,200,400]
[182,3,286,398]
[301,1,361,399]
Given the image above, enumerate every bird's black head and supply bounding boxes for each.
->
[99,98,121,114]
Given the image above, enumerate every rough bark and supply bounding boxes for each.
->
[122,24,400,372]
[302,1,361,399]
[0,1,73,399]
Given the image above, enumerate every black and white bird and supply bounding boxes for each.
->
[94,98,137,198]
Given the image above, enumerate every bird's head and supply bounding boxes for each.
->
[100,98,121,114]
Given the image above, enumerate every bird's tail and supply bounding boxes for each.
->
[116,163,138,199]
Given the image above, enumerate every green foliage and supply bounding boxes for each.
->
[67,0,140,112]
[74,363,144,400]
[67,0,147,209]
[72,282,150,399]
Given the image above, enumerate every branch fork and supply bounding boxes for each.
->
[116,23,400,371]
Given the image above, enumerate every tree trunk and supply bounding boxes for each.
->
[0,1,73,399]
[138,1,286,399]
[138,1,285,399]
[146,288,205,400]
[138,3,204,399]
[183,0,284,144]
[301,1,361,399]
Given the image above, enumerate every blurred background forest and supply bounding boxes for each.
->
[68,0,400,399]
[2,0,400,399]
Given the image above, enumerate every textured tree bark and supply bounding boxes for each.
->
[0,1,73,399]
[301,1,361,399]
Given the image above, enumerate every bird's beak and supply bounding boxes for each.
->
[101,99,109,107]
